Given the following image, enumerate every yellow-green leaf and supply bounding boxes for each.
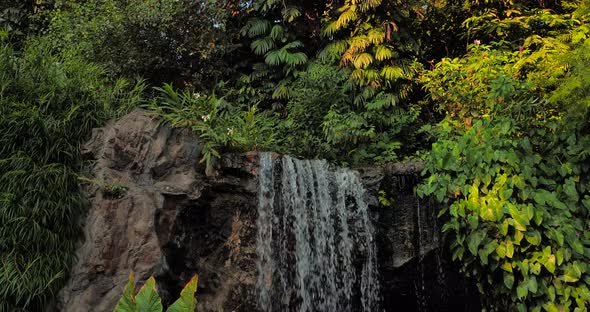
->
[114,272,136,312]
[504,272,515,289]
[353,53,374,69]
[167,275,198,312]
[374,45,393,61]
[135,276,163,312]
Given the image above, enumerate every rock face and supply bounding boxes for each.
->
[57,110,259,312]
[58,109,479,312]
[358,170,481,311]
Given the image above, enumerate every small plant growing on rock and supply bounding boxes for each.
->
[102,181,129,199]
[104,183,129,199]
[378,190,393,207]
[114,273,198,312]
[78,176,129,199]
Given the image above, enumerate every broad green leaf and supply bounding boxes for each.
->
[517,261,529,276]
[479,240,498,264]
[135,277,163,312]
[569,238,584,255]
[497,243,507,259]
[501,187,513,201]
[512,175,525,190]
[506,240,515,259]
[500,219,509,236]
[525,231,541,246]
[524,205,534,222]
[114,273,136,312]
[514,230,523,245]
[556,249,564,265]
[501,261,513,272]
[564,178,579,202]
[467,232,485,256]
[517,281,528,300]
[528,276,538,294]
[504,272,515,289]
[544,255,556,274]
[508,205,529,227]
[530,262,541,275]
[452,245,465,260]
[547,286,556,302]
[533,209,543,226]
[543,302,559,312]
[551,228,565,247]
[562,264,582,283]
[167,275,198,312]
[468,214,479,230]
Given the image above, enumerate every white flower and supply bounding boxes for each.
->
[192,93,201,99]
[227,127,234,135]
[474,39,481,46]
[201,114,210,122]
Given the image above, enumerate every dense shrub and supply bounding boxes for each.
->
[278,62,423,165]
[45,0,236,87]
[148,83,279,176]
[0,35,144,311]
[418,7,590,309]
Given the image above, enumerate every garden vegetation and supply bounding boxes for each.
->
[1,0,589,311]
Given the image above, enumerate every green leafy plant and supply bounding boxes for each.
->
[418,4,590,308]
[149,83,279,176]
[103,183,129,199]
[0,35,144,311]
[45,0,235,86]
[378,190,393,207]
[420,116,590,311]
[114,273,198,312]
[278,61,423,165]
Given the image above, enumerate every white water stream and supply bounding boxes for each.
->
[256,153,381,312]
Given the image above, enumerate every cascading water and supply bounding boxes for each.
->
[256,153,381,312]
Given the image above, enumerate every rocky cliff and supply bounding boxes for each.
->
[57,109,479,312]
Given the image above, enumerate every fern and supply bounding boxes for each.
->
[366,28,385,45]
[319,41,348,61]
[381,66,405,81]
[270,24,284,40]
[246,19,271,38]
[374,45,393,61]
[353,52,374,69]
[282,6,301,22]
[251,37,275,55]
[282,40,304,50]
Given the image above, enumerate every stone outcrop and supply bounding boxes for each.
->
[359,170,480,311]
[57,110,259,312]
[58,109,479,312]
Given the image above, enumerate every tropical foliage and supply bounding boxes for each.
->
[0,34,143,311]
[113,273,198,312]
[148,83,279,175]
[418,2,590,309]
[45,0,236,87]
[2,0,590,310]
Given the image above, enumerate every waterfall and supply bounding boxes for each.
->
[256,153,381,312]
